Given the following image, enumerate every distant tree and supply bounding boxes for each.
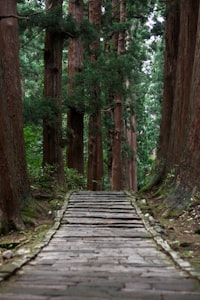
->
[16,0,166,193]
[123,103,137,191]
[43,0,65,184]
[17,0,45,126]
[87,0,104,190]
[129,0,164,188]
[66,0,84,175]
[0,0,30,232]
[111,0,126,190]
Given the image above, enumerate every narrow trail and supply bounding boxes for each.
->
[0,191,200,299]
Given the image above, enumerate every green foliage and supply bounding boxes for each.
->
[24,126,42,181]
[36,164,59,189]
[24,126,57,189]
[24,125,86,190]
[65,168,86,190]
[81,17,99,45]
[64,48,134,115]
[40,97,61,123]
[134,14,164,188]
[18,2,79,37]
[20,0,165,191]
[18,3,45,125]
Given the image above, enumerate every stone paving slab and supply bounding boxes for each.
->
[0,191,200,299]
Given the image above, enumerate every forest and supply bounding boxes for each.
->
[0,0,200,235]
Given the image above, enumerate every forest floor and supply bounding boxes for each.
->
[0,188,65,267]
[137,191,200,274]
[0,189,200,278]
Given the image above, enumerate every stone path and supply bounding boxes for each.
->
[0,191,200,299]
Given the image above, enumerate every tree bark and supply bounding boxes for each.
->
[173,3,200,201]
[124,114,137,191]
[87,0,104,190]
[166,0,199,173]
[67,108,84,173]
[156,0,180,181]
[0,0,29,232]
[43,0,65,184]
[112,94,123,190]
[111,0,126,191]
[67,0,84,175]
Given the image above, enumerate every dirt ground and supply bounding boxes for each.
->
[138,192,200,274]
[0,191,65,267]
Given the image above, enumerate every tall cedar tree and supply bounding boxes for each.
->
[166,0,199,174]
[111,0,126,190]
[123,24,137,190]
[67,0,84,174]
[43,0,65,184]
[156,0,200,205]
[157,0,199,181]
[87,0,104,190]
[156,0,180,182]
[124,111,137,191]
[0,0,30,232]
[172,1,200,201]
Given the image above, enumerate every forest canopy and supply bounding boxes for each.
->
[18,0,164,188]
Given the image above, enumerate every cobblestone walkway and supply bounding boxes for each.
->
[0,191,200,299]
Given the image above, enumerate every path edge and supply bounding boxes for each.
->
[0,191,73,283]
[126,191,200,283]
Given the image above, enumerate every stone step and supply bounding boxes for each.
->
[0,191,200,300]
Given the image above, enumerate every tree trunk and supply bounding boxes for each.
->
[156,0,180,181]
[166,0,199,173]
[43,0,65,184]
[0,0,29,232]
[111,0,126,191]
[103,107,114,190]
[67,108,84,174]
[88,112,104,190]
[124,115,137,191]
[67,0,84,175]
[87,0,104,190]
[172,3,200,203]
[112,93,123,190]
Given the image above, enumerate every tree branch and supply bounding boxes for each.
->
[0,15,29,20]
[0,7,53,21]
